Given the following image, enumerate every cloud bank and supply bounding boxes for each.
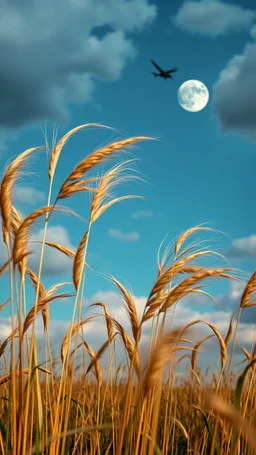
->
[172,0,256,37]
[0,224,75,276]
[212,29,256,141]
[1,285,255,375]
[0,0,157,134]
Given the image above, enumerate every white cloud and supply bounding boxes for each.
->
[212,36,256,141]
[227,234,256,258]
[132,210,154,219]
[0,224,76,276]
[230,280,244,300]
[85,288,256,346]
[214,279,256,325]
[86,290,147,327]
[107,228,140,242]
[13,186,45,205]
[172,0,256,37]
[0,317,72,342]
[1,287,255,374]
[84,288,256,374]
[29,225,76,276]
[0,316,13,339]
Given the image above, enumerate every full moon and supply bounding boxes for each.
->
[177,80,209,112]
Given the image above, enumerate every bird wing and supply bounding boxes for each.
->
[167,67,178,73]
[151,60,164,73]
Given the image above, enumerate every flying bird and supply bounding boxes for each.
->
[151,59,178,80]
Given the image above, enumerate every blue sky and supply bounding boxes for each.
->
[0,0,256,365]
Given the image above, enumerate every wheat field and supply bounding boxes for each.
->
[0,123,255,455]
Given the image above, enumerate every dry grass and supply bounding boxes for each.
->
[0,123,255,455]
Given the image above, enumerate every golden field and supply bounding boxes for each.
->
[0,123,255,455]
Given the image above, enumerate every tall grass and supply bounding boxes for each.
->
[0,123,255,455]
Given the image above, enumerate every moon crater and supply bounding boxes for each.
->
[178,80,209,112]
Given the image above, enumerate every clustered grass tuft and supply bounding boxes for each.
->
[0,123,255,455]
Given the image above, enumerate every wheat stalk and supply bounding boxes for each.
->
[48,123,113,181]
[0,147,43,233]
[89,303,114,340]
[12,205,75,266]
[143,328,190,397]
[57,136,153,201]
[205,393,256,450]
[191,335,214,371]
